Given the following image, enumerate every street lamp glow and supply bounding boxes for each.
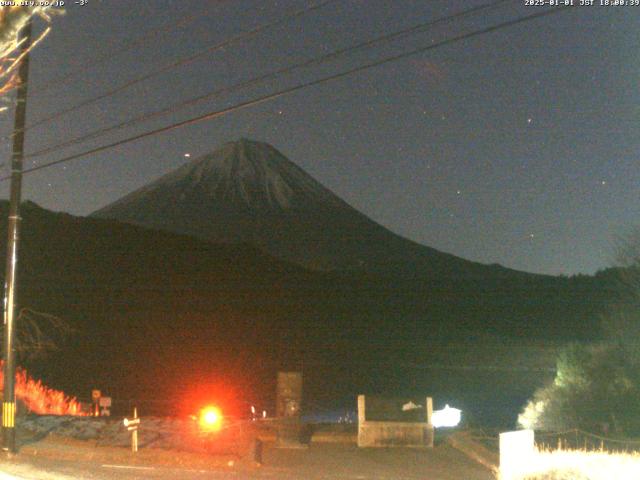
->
[199,405,222,431]
[432,404,461,428]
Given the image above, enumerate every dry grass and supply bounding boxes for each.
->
[509,448,640,480]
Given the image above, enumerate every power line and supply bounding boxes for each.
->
[1,5,571,182]
[14,5,570,177]
[18,0,338,133]
[31,5,212,96]
[25,0,513,160]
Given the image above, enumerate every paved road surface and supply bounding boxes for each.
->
[0,438,496,480]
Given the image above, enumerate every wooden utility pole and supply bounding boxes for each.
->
[2,20,32,454]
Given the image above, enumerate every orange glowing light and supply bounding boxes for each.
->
[199,405,222,431]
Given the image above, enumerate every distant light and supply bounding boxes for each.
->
[184,153,191,158]
[432,404,461,428]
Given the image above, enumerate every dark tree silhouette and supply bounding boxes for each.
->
[520,228,640,435]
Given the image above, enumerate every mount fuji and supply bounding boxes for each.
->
[93,138,514,276]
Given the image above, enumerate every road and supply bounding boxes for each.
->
[0,436,496,480]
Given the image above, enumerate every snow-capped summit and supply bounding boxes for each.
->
[169,138,346,211]
[97,139,345,214]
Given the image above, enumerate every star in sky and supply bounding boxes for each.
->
[0,0,632,276]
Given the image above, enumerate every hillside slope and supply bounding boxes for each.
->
[0,202,612,420]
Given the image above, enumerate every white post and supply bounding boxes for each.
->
[357,395,366,448]
[357,395,366,424]
[132,407,138,453]
[499,429,535,480]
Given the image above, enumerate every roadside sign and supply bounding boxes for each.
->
[123,417,140,428]
[99,397,112,416]
[91,390,101,401]
[124,408,140,453]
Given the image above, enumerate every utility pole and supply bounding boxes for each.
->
[2,20,32,454]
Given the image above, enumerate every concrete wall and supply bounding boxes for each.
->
[276,372,304,448]
[357,395,434,448]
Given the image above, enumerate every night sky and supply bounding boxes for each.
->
[0,0,637,276]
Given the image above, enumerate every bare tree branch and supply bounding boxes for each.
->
[0,6,60,104]
[14,307,75,361]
